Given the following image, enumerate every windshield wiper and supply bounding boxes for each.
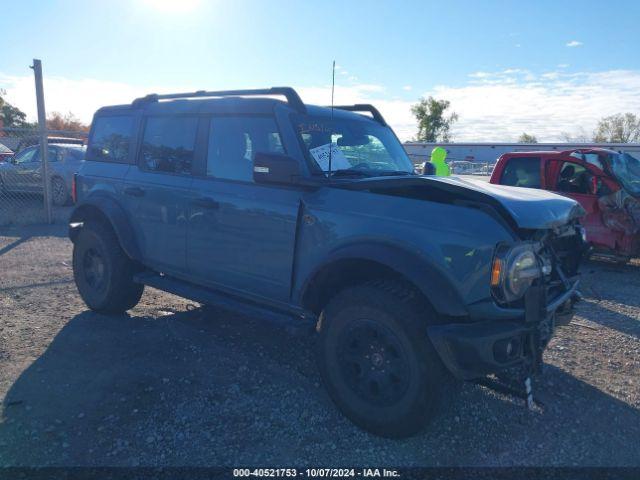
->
[326,169,415,179]
[376,170,415,176]
[329,169,374,178]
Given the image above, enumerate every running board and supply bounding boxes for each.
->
[133,272,315,328]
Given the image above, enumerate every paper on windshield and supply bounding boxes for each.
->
[309,143,351,173]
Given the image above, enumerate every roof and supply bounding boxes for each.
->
[52,143,87,150]
[501,147,619,157]
[404,141,640,148]
[95,87,384,125]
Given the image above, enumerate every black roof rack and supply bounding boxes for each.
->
[331,104,387,126]
[131,87,306,113]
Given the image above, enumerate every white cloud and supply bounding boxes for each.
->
[3,68,640,142]
[430,69,640,141]
[0,73,177,124]
[566,40,583,47]
[402,85,412,91]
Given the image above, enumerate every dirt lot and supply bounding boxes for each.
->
[0,224,639,467]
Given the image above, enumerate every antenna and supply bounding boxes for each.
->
[328,60,336,178]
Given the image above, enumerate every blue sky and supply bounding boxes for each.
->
[2,0,640,141]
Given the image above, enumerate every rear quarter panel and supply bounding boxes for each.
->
[75,161,130,203]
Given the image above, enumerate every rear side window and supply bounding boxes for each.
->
[140,116,198,174]
[500,157,541,188]
[207,116,284,181]
[89,116,133,163]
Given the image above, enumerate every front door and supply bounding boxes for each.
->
[187,115,301,303]
[4,146,39,191]
[548,159,614,249]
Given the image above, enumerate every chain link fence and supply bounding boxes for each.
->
[0,127,87,226]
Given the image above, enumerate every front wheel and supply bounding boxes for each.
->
[72,221,144,313]
[316,280,448,437]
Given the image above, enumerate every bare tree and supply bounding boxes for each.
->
[517,132,538,143]
[561,127,591,143]
[46,111,89,132]
[593,113,640,143]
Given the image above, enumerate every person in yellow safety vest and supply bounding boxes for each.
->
[430,146,451,176]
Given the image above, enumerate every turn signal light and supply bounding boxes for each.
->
[491,257,502,287]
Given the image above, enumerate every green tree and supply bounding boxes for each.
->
[411,97,458,142]
[593,113,640,143]
[0,91,35,128]
[518,132,538,143]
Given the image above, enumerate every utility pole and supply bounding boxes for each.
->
[31,59,52,224]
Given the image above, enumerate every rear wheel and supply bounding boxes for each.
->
[316,280,448,437]
[72,221,144,313]
[51,176,70,206]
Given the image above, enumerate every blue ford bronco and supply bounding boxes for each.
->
[70,87,584,437]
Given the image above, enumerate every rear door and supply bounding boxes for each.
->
[123,115,200,275]
[26,146,62,191]
[187,115,301,303]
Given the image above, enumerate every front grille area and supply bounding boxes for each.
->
[535,223,584,302]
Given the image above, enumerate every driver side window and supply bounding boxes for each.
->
[556,162,592,195]
[207,116,284,181]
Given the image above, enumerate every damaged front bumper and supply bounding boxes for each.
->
[427,278,580,380]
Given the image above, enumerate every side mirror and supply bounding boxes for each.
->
[253,152,301,185]
[590,176,601,195]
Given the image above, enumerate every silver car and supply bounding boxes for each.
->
[0,143,86,205]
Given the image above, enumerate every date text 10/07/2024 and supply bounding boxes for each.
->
[232,468,401,478]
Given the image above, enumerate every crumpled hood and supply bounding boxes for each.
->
[345,175,586,230]
[428,176,586,229]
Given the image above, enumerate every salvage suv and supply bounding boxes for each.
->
[69,87,585,437]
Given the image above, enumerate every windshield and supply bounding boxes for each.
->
[294,115,414,176]
[608,152,640,196]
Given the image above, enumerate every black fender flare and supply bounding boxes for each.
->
[68,194,141,261]
[298,242,468,318]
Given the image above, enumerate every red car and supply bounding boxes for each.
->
[490,148,640,261]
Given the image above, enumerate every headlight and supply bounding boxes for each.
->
[491,244,541,303]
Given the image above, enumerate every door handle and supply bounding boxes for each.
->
[192,197,220,209]
[124,186,145,197]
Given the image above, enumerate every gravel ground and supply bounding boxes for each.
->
[0,224,638,467]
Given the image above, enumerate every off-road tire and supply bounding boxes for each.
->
[72,221,144,313]
[316,279,448,438]
[51,176,70,206]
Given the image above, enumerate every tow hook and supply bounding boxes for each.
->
[473,369,542,411]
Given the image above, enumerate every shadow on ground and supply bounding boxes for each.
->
[1,306,639,467]
[0,223,68,257]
